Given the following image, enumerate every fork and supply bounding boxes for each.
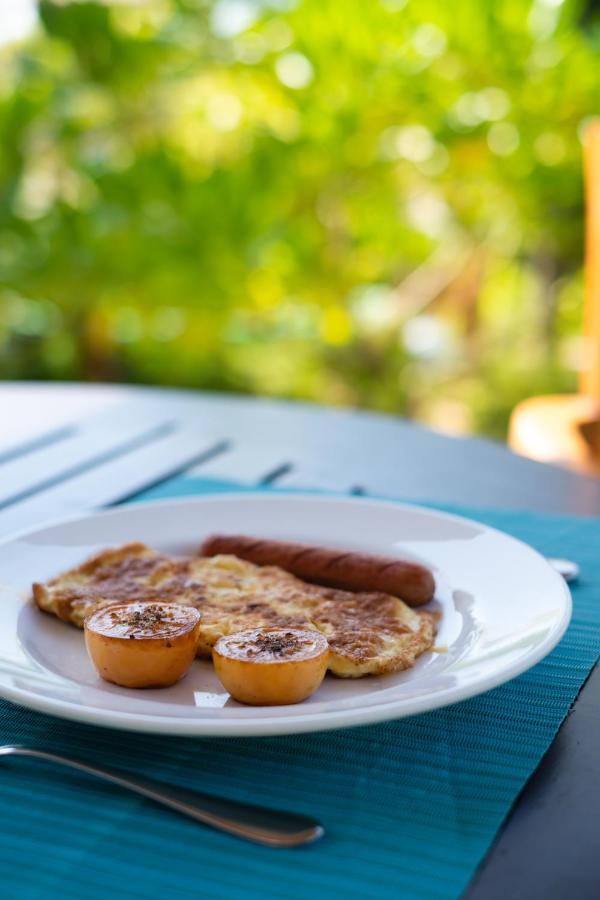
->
[0,745,324,848]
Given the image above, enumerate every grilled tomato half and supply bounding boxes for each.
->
[84,601,201,688]
[212,627,329,705]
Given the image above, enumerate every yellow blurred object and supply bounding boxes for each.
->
[508,121,600,475]
[321,306,352,345]
[509,395,600,475]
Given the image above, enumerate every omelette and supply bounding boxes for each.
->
[32,542,435,677]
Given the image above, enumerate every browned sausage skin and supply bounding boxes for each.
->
[198,535,435,606]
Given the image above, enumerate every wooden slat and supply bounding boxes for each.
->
[0,425,227,538]
[187,444,294,485]
[275,466,355,492]
[0,403,177,508]
[0,383,119,455]
[275,425,600,513]
[0,426,75,466]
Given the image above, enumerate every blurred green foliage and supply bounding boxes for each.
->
[0,0,598,437]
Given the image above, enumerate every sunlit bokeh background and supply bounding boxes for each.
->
[1,0,598,437]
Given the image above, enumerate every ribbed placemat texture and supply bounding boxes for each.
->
[0,477,598,900]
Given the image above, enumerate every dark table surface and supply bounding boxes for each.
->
[2,381,599,898]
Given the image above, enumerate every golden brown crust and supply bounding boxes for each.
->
[33,544,435,677]
[199,534,435,606]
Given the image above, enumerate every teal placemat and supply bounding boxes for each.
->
[0,477,599,900]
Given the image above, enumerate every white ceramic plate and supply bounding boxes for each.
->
[0,494,570,737]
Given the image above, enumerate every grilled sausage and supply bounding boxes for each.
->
[199,534,435,606]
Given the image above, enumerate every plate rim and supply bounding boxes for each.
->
[0,492,572,737]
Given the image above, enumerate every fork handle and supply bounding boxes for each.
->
[0,745,323,847]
